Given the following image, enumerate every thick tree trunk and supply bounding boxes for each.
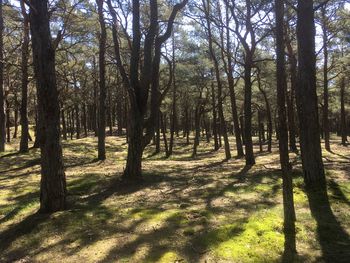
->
[296,0,326,189]
[19,0,30,152]
[0,0,5,152]
[122,108,143,182]
[97,0,106,160]
[29,0,66,213]
[276,0,296,257]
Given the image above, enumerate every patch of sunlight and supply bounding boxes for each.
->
[202,209,284,262]
[130,208,183,225]
[152,251,181,263]
[293,187,308,205]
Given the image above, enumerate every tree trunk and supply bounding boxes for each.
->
[258,110,263,152]
[243,61,255,165]
[0,0,5,152]
[19,0,30,152]
[75,104,80,139]
[168,34,177,157]
[161,112,169,156]
[97,0,106,160]
[211,83,219,150]
[83,104,88,137]
[13,98,18,139]
[321,6,331,151]
[122,108,143,182]
[276,0,296,257]
[258,78,272,153]
[286,30,298,153]
[219,4,244,158]
[6,100,10,143]
[340,76,347,145]
[296,0,326,189]
[61,107,67,140]
[29,0,66,213]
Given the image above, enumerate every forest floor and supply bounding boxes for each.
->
[0,132,349,263]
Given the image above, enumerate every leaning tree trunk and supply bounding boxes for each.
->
[0,0,5,152]
[225,6,243,158]
[204,0,231,160]
[29,0,66,213]
[211,83,219,150]
[296,0,326,189]
[275,0,296,257]
[97,0,106,160]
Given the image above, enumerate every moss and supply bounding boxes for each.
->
[199,209,284,262]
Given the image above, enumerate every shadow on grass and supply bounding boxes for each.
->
[306,185,350,262]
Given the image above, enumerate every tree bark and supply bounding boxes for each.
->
[276,0,296,257]
[19,0,30,152]
[340,76,347,145]
[29,0,66,212]
[321,6,331,151]
[0,0,5,152]
[97,0,106,160]
[296,0,326,189]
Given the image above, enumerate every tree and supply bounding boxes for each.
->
[108,0,188,182]
[275,0,296,257]
[202,0,231,160]
[29,0,67,212]
[96,0,106,160]
[0,0,5,152]
[19,0,30,153]
[296,0,326,188]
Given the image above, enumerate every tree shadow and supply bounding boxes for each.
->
[306,186,350,262]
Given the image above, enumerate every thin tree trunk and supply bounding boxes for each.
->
[168,34,177,157]
[211,83,219,150]
[321,6,331,151]
[61,107,67,140]
[19,0,30,152]
[75,104,80,139]
[13,98,18,138]
[340,76,347,145]
[6,100,10,143]
[276,0,296,257]
[97,0,106,160]
[203,1,231,159]
[161,112,169,156]
[0,0,5,152]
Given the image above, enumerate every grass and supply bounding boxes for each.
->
[0,130,349,262]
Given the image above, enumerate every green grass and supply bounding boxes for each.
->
[0,132,349,262]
